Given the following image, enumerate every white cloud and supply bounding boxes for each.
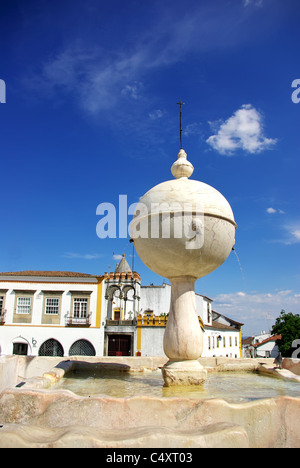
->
[206,104,277,155]
[214,290,300,335]
[113,254,123,261]
[183,122,203,137]
[291,230,300,242]
[243,0,263,6]
[63,252,102,260]
[149,109,164,120]
[24,4,270,118]
[121,81,143,100]
[266,207,285,214]
[271,221,300,245]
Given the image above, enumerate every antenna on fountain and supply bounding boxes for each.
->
[177,100,185,149]
[132,241,135,272]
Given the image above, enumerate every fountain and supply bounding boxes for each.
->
[1,106,300,448]
[130,121,236,385]
[1,355,300,448]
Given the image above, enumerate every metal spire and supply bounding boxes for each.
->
[177,100,185,149]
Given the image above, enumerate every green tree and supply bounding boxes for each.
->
[271,309,300,357]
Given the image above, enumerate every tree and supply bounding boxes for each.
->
[271,309,300,357]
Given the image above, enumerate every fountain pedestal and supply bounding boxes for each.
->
[162,276,207,386]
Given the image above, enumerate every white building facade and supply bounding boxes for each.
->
[0,259,243,358]
[0,271,103,357]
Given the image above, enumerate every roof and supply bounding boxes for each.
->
[242,336,254,346]
[205,320,240,332]
[212,311,244,327]
[0,271,97,278]
[253,335,282,348]
[115,254,132,274]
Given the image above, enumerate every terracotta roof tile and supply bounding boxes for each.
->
[0,270,97,278]
[253,335,282,348]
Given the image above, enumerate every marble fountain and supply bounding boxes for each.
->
[1,354,300,448]
[1,144,300,448]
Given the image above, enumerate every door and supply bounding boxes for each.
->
[108,334,131,356]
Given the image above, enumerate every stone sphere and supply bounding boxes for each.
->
[130,176,236,280]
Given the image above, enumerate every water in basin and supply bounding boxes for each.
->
[54,369,300,403]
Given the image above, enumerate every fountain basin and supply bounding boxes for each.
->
[0,356,300,448]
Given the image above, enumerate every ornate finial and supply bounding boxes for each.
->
[171,148,194,179]
[177,100,185,149]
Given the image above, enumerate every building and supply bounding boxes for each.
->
[0,255,243,358]
[205,312,243,359]
[242,332,279,358]
[252,335,281,358]
[0,270,102,356]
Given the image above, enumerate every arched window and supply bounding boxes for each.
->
[69,339,96,356]
[38,339,64,356]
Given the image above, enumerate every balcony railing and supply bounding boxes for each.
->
[106,319,136,327]
[65,313,91,327]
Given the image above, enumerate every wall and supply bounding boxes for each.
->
[203,328,240,358]
[255,341,278,358]
[140,284,171,316]
[140,284,209,325]
[1,280,98,327]
[140,327,165,357]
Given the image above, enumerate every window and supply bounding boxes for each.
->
[208,336,211,350]
[235,336,238,347]
[207,302,211,323]
[16,297,31,314]
[45,297,60,315]
[73,298,88,318]
[13,343,28,356]
[113,309,121,320]
[0,296,4,323]
[39,339,64,357]
[13,291,35,324]
[0,291,7,318]
[230,336,232,347]
[69,339,96,356]
[223,336,226,348]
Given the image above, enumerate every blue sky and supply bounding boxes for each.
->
[0,0,299,335]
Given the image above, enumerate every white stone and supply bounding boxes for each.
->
[130,148,236,386]
[163,277,202,360]
[131,177,236,279]
[162,359,207,386]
